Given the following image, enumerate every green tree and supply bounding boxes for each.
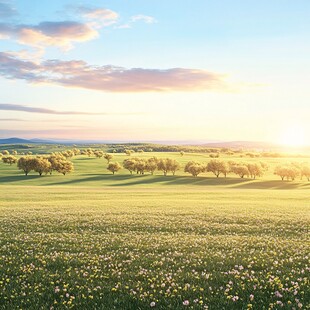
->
[207,160,228,177]
[184,161,205,177]
[123,159,137,174]
[33,157,52,176]
[17,157,35,176]
[104,153,113,163]
[107,162,122,175]
[2,155,17,166]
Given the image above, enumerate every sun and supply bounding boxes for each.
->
[280,125,306,147]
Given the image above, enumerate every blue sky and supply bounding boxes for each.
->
[0,0,310,145]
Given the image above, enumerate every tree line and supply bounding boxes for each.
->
[105,158,269,179]
[274,163,310,181]
[2,148,310,181]
[0,153,74,176]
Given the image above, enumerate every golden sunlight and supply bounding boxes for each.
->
[280,124,306,147]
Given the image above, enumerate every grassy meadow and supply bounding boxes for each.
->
[0,146,309,309]
[1,149,310,189]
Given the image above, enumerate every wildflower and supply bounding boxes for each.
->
[150,301,156,307]
[183,300,189,306]
[275,291,283,298]
[232,296,239,302]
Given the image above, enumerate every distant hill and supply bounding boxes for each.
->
[0,137,55,144]
[202,141,280,150]
[0,137,304,151]
[0,137,35,144]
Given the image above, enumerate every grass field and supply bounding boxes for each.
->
[1,152,310,189]
[0,150,309,309]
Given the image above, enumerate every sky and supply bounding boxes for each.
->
[0,0,310,145]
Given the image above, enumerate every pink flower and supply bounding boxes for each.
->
[275,291,283,298]
[183,300,189,306]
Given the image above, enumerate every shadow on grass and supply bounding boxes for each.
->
[0,175,41,183]
[42,173,310,189]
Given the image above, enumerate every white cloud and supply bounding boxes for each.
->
[131,15,157,24]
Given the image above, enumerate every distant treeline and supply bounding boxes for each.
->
[1,143,309,158]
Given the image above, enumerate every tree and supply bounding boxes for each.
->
[207,160,228,177]
[146,157,158,175]
[125,149,133,156]
[184,161,205,177]
[274,165,300,181]
[17,157,35,176]
[157,158,180,176]
[2,150,9,155]
[72,148,80,155]
[157,159,169,176]
[94,151,104,159]
[86,148,93,157]
[274,166,287,181]
[287,167,300,181]
[62,150,74,158]
[168,159,180,176]
[2,155,17,166]
[301,165,310,181]
[33,157,52,176]
[247,163,264,179]
[104,153,113,163]
[123,159,137,174]
[180,151,184,157]
[47,153,73,176]
[231,165,250,178]
[135,158,147,174]
[107,162,122,175]
[12,150,18,155]
[55,160,74,175]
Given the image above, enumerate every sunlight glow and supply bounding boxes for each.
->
[280,125,306,147]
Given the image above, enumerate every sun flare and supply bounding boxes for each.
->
[280,125,306,147]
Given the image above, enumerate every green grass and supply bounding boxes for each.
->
[0,186,309,309]
[1,152,310,189]
[0,150,309,308]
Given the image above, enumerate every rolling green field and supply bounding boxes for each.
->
[1,151,310,189]
[0,149,309,309]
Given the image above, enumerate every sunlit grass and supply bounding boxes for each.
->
[0,187,309,309]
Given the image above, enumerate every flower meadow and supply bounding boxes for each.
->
[0,187,309,309]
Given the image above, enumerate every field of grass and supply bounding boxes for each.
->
[0,187,309,309]
[1,151,310,189]
[0,148,309,309]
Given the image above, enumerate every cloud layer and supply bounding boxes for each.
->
[0,21,98,50]
[0,5,152,51]
[0,103,99,115]
[0,52,227,92]
[77,7,119,26]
